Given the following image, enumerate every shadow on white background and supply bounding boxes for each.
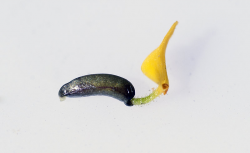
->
[169,29,216,95]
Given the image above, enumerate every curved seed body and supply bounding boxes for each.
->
[58,74,135,106]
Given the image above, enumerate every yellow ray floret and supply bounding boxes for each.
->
[131,21,178,105]
[141,21,178,95]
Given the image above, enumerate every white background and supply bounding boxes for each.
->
[1,0,250,153]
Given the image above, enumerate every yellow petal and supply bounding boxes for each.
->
[141,21,178,94]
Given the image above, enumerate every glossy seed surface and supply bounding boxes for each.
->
[58,74,135,106]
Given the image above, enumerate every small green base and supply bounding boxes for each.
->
[131,88,161,105]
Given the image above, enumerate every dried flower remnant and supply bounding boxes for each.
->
[131,21,178,105]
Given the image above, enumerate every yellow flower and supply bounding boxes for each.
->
[132,21,178,105]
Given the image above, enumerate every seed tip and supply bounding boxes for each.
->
[59,96,66,102]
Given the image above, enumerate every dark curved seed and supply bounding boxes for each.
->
[58,74,135,106]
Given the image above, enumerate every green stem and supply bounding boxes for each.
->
[131,87,161,105]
